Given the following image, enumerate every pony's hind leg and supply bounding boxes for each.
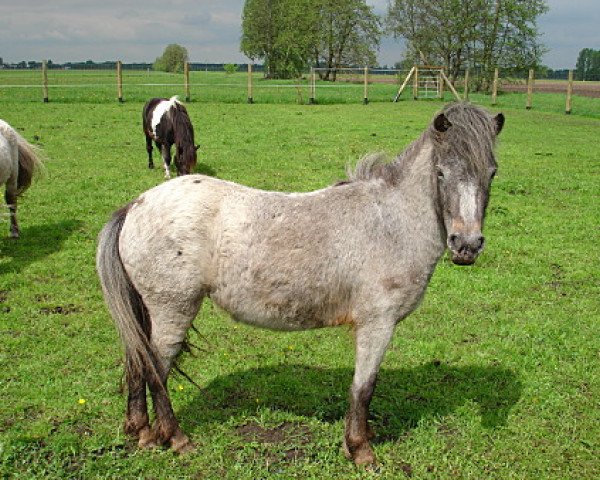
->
[123,354,151,444]
[5,178,19,238]
[143,301,201,452]
[146,135,154,169]
[344,321,395,465]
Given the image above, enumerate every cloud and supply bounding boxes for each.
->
[0,0,597,67]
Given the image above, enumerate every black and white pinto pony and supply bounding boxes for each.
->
[142,96,199,178]
[0,120,44,238]
[98,102,504,465]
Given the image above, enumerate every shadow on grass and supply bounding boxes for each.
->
[178,362,521,441]
[0,220,83,276]
[192,162,217,177]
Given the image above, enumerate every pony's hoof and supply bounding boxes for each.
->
[171,432,194,454]
[342,438,376,465]
[352,444,376,465]
[138,427,157,449]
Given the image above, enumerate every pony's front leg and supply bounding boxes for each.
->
[5,181,19,238]
[344,321,395,465]
[161,144,172,179]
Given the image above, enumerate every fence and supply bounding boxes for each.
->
[1,61,598,116]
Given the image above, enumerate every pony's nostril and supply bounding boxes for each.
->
[448,233,459,249]
[475,235,485,251]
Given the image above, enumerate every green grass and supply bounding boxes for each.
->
[0,92,598,479]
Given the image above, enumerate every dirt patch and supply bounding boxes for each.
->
[501,80,600,98]
[39,304,83,315]
[236,421,313,463]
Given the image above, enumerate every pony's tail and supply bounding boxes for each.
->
[96,205,164,390]
[15,131,44,196]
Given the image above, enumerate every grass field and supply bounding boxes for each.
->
[0,87,598,479]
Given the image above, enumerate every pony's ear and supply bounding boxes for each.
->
[494,113,505,135]
[433,113,452,132]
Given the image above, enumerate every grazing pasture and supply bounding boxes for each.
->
[0,94,598,478]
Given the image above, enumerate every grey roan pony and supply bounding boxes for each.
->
[0,119,44,238]
[97,102,504,465]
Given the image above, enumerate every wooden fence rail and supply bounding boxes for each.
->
[26,61,582,113]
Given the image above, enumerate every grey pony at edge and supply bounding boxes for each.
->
[96,102,504,465]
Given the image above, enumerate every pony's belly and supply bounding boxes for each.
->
[209,290,334,331]
[230,312,324,331]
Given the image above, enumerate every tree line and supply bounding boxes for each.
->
[241,0,551,90]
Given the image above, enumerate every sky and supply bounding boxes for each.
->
[0,0,598,69]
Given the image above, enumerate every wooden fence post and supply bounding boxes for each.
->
[491,68,499,105]
[463,68,470,100]
[363,66,369,104]
[184,62,190,102]
[438,68,445,99]
[42,60,49,103]
[309,67,316,104]
[393,66,415,102]
[413,66,419,100]
[565,70,573,115]
[117,60,123,103]
[440,70,462,101]
[526,68,534,110]
[247,63,254,104]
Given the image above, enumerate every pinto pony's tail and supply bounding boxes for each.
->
[96,206,164,390]
[14,130,44,196]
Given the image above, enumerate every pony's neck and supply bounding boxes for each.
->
[385,136,446,250]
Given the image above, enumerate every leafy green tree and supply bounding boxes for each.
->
[154,44,189,73]
[312,0,381,81]
[386,0,548,90]
[241,0,381,80]
[575,48,600,81]
[224,63,239,74]
[241,0,316,78]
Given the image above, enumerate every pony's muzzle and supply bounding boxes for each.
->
[448,233,485,265]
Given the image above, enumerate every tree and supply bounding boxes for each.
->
[224,63,239,74]
[312,0,381,81]
[575,48,600,81]
[386,0,548,90]
[241,0,316,79]
[154,44,189,73]
[241,0,381,80]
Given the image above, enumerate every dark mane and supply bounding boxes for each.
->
[345,102,499,185]
[171,100,196,148]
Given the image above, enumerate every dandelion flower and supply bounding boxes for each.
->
[78,398,86,405]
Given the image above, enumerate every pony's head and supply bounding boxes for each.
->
[431,103,504,265]
[177,144,199,175]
